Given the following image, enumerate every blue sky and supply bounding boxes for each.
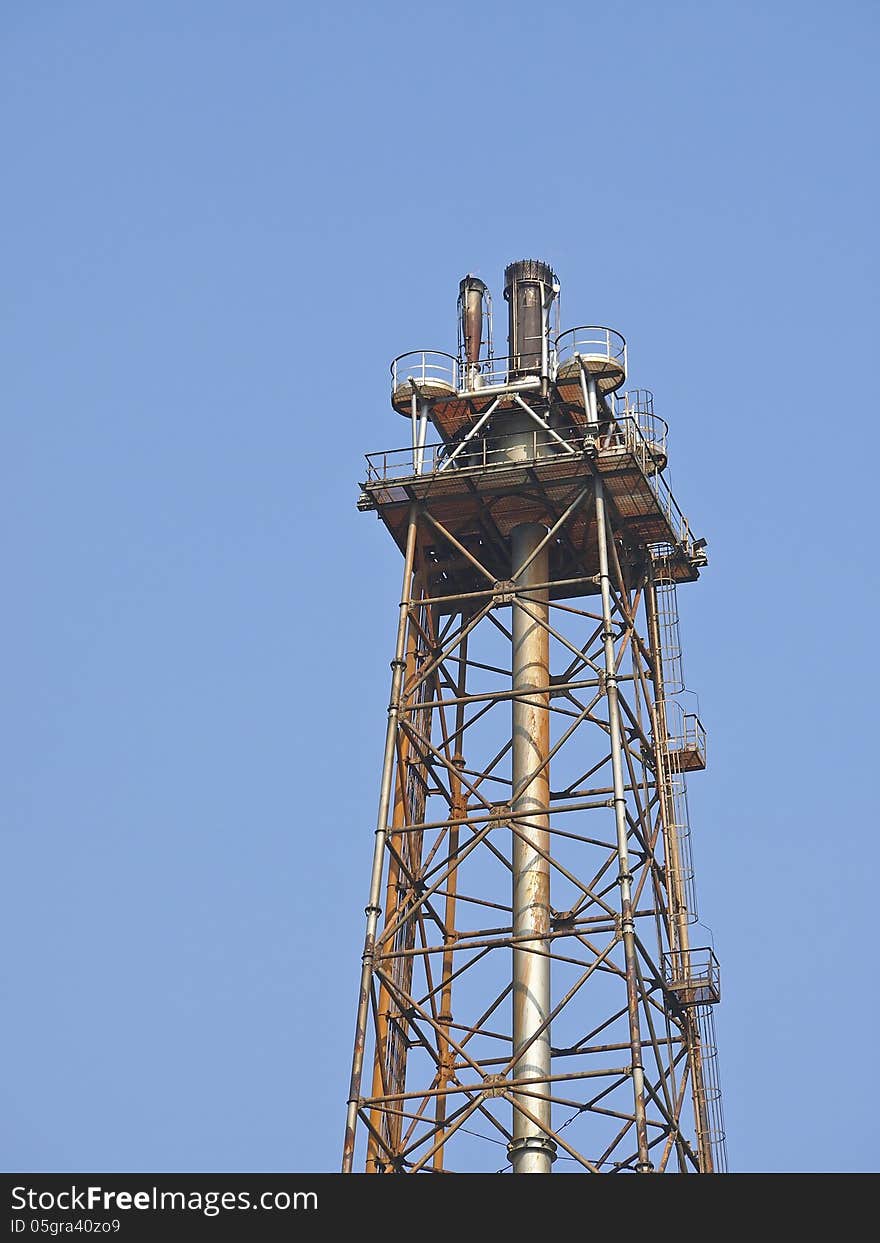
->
[2,1,877,1173]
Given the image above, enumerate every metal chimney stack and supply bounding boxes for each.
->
[503,259,556,379]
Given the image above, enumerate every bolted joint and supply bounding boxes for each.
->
[492,580,516,607]
[361,942,382,970]
[482,1074,507,1099]
[507,1135,558,1165]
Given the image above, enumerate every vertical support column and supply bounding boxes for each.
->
[416,399,429,474]
[410,390,418,474]
[366,610,419,1172]
[579,368,600,435]
[594,478,653,1172]
[433,628,469,1170]
[508,522,555,1174]
[343,505,420,1173]
[587,374,599,426]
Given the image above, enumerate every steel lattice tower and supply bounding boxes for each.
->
[343,262,726,1174]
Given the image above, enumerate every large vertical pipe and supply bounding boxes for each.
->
[504,259,554,377]
[509,522,555,1174]
[594,479,652,1172]
[343,506,420,1173]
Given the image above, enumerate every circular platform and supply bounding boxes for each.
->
[390,350,460,417]
[391,377,457,416]
[555,352,626,395]
[554,326,627,398]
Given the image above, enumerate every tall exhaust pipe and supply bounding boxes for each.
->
[459,275,488,390]
[504,258,558,1172]
[459,275,487,365]
[503,259,555,378]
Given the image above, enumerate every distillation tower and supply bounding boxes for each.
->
[344,262,726,1173]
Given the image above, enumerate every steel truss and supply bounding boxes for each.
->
[343,337,726,1171]
[344,443,723,1172]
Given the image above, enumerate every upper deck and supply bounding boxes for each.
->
[358,413,706,604]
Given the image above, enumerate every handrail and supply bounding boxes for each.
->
[662,947,721,1001]
[363,414,699,561]
[615,388,655,418]
[554,325,626,369]
[365,426,589,483]
[457,354,512,390]
[390,350,459,394]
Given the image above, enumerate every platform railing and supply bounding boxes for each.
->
[614,392,666,460]
[456,353,514,390]
[554,325,627,374]
[647,473,697,558]
[390,350,459,397]
[364,413,699,559]
[661,699,706,771]
[615,387,654,418]
[680,712,706,764]
[599,413,668,478]
[391,349,555,398]
[662,947,721,1006]
[364,426,587,482]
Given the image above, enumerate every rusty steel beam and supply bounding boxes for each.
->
[594,476,652,1172]
[433,628,469,1169]
[342,506,420,1173]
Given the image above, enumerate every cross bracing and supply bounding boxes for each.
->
[344,422,725,1172]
